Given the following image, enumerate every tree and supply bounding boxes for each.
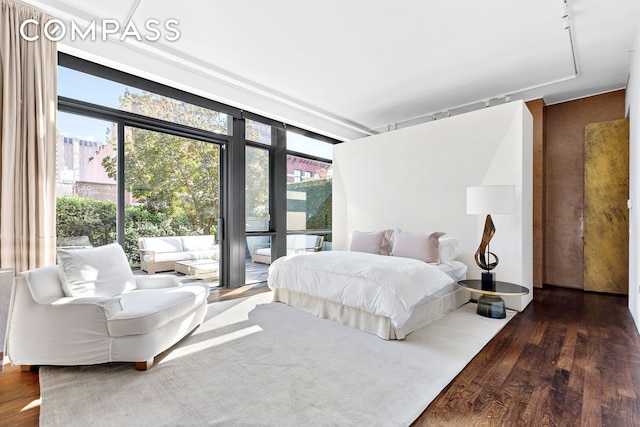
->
[102,89,226,235]
[245,145,269,219]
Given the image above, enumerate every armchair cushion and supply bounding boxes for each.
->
[109,284,209,337]
[57,243,136,298]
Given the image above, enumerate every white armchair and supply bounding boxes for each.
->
[4,243,210,371]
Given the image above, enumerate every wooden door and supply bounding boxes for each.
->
[583,119,629,294]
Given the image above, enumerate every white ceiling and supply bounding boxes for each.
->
[20,0,640,140]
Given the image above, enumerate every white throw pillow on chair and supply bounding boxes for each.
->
[57,243,137,297]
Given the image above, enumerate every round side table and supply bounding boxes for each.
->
[458,280,529,319]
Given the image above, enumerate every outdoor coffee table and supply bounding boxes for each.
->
[174,259,220,282]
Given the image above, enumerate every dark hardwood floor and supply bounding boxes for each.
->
[413,286,640,426]
[1,286,639,426]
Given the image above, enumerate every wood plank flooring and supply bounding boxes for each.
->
[412,286,640,426]
[1,286,639,426]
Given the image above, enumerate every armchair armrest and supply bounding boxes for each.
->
[135,274,180,289]
[251,243,271,254]
[138,248,156,262]
[293,246,321,254]
[51,296,123,318]
[5,283,124,365]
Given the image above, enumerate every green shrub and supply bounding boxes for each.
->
[287,179,332,240]
[56,196,202,266]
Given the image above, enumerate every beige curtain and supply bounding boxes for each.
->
[0,0,57,272]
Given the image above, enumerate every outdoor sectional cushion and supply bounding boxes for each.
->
[139,237,184,253]
[255,235,323,258]
[142,250,219,263]
[181,235,216,251]
[139,236,219,262]
[108,284,209,337]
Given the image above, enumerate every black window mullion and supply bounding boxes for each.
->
[116,122,126,248]
[58,96,230,145]
[221,117,247,287]
[271,127,287,261]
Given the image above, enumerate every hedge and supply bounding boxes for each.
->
[56,196,200,266]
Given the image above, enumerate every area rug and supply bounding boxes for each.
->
[39,292,514,427]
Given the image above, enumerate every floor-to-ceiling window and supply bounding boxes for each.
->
[122,127,222,279]
[56,113,117,248]
[56,53,339,287]
[286,130,333,251]
[56,59,228,285]
[245,120,272,282]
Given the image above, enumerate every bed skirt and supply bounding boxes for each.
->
[271,287,471,340]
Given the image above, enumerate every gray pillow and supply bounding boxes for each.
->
[349,230,393,255]
[391,230,446,263]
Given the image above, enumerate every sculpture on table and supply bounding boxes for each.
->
[474,214,498,287]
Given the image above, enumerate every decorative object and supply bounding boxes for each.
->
[466,185,515,287]
[38,292,514,426]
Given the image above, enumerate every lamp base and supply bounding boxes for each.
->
[477,294,507,319]
[481,271,495,290]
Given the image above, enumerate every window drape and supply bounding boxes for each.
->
[0,0,57,272]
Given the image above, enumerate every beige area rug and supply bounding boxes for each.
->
[39,292,515,427]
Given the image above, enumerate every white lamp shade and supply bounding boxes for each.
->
[466,185,515,215]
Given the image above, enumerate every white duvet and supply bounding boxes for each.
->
[267,251,455,329]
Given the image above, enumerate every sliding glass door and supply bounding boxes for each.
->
[123,126,222,284]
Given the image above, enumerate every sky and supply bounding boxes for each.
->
[57,67,128,143]
[57,66,333,159]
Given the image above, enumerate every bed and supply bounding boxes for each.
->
[267,246,470,340]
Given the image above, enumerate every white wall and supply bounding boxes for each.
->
[626,18,640,333]
[333,101,533,311]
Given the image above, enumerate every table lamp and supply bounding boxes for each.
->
[466,185,515,287]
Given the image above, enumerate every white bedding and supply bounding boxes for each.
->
[267,251,457,329]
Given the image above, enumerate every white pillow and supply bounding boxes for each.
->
[438,237,461,262]
[57,243,136,297]
[391,230,445,263]
[349,230,394,255]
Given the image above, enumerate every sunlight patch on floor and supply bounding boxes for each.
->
[21,398,41,412]
[159,325,263,364]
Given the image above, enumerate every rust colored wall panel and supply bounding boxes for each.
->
[526,99,545,289]
[544,90,625,289]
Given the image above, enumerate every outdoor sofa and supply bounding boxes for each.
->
[138,235,219,274]
[249,234,324,264]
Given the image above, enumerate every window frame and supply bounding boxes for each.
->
[57,52,340,286]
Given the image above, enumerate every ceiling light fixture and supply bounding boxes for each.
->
[561,0,569,18]
[561,0,578,75]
